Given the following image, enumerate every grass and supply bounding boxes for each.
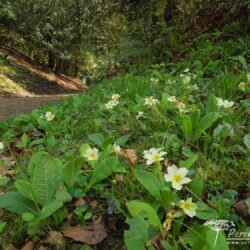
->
[0,33,250,249]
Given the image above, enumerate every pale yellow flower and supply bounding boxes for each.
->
[45,112,55,121]
[167,96,177,103]
[144,96,159,107]
[84,147,99,161]
[238,82,246,92]
[180,198,197,217]
[0,142,4,150]
[164,165,191,190]
[143,148,167,165]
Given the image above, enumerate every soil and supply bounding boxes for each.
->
[0,95,77,120]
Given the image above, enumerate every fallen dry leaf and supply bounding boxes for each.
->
[37,246,47,250]
[115,174,124,183]
[90,199,98,209]
[3,244,17,250]
[21,241,35,250]
[0,157,16,176]
[75,198,85,208]
[41,231,64,246]
[117,149,137,167]
[235,200,250,226]
[63,217,107,245]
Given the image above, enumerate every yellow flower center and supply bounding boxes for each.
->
[173,175,182,184]
[89,152,95,158]
[152,155,160,161]
[183,202,192,210]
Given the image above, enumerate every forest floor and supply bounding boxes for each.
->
[0,94,79,120]
[0,47,88,119]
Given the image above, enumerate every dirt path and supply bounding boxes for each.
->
[0,94,77,120]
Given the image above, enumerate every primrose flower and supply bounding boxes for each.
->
[105,99,119,109]
[183,68,190,73]
[0,142,4,150]
[84,147,99,161]
[136,111,144,120]
[216,98,224,107]
[176,102,187,113]
[182,75,191,85]
[144,96,159,107]
[45,112,55,121]
[151,78,159,84]
[188,84,199,91]
[216,98,234,109]
[180,198,197,218]
[167,96,177,103]
[113,143,121,153]
[111,94,120,100]
[238,82,246,92]
[143,148,167,165]
[164,165,191,190]
[223,100,234,108]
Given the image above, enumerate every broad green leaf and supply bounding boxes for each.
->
[244,134,250,149]
[180,146,198,168]
[55,187,72,203]
[183,225,229,250]
[196,202,218,220]
[28,151,47,176]
[15,180,38,204]
[161,187,174,210]
[115,133,131,146]
[62,157,83,187]
[0,192,38,215]
[134,169,164,202]
[39,200,63,220]
[190,109,201,129]
[181,115,193,141]
[31,153,62,205]
[246,198,250,214]
[124,216,148,250]
[189,170,204,200]
[79,143,91,157]
[88,156,118,188]
[126,200,162,229]
[88,133,104,148]
[205,95,217,113]
[21,133,29,147]
[194,112,219,140]
[22,212,35,222]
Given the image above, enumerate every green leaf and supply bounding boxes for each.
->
[190,109,201,129]
[79,143,91,157]
[55,187,72,203]
[181,115,193,141]
[31,153,62,205]
[244,134,250,149]
[183,225,229,250]
[134,169,164,202]
[193,112,219,140]
[126,200,162,229]
[124,216,148,250]
[205,95,217,114]
[161,187,174,210]
[22,212,35,222]
[87,156,118,189]
[180,146,198,168]
[196,202,218,220]
[15,180,38,204]
[62,157,83,187]
[245,198,250,214]
[88,133,104,148]
[0,192,38,214]
[115,133,131,146]
[189,170,204,200]
[39,200,63,220]
[21,133,29,147]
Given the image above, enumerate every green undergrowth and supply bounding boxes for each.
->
[0,33,250,250]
